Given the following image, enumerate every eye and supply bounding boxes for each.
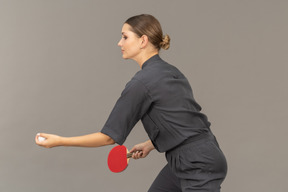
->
[122,36,128,40]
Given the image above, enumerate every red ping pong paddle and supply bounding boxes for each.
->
[107,145,139,173]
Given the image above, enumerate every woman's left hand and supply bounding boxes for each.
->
[35,133,63,148]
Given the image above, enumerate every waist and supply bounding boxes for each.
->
[167,131,214,153]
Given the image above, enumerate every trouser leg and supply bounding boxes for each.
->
[148,164,182,192]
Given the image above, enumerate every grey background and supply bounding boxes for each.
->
[1,0,287,191]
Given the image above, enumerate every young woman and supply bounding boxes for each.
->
[36,14,227,192]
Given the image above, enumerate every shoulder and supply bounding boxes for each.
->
[121,77,151,99]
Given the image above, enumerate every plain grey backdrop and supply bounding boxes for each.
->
[1,0,287,191]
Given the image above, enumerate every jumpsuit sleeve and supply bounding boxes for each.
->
[100,78,152,145]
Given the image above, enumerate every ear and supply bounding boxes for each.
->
[140,35,149,49]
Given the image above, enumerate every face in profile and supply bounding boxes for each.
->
[118,23,143,60]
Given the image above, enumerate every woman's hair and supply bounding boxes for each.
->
[125,14,170,50]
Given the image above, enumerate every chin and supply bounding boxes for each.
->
[122,55,129,59]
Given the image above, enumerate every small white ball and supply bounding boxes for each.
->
[38,136,46,142]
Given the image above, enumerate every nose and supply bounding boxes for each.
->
[117,39,122,47]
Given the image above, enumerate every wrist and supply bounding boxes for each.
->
[145,140,155,151]
[58,136,66,146]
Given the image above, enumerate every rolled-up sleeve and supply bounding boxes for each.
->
[101,78,152,145]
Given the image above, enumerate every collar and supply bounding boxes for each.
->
[141,54,161,69]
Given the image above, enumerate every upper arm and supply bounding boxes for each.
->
[101,79,152,145]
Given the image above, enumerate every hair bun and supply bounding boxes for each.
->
[160,34,170,50]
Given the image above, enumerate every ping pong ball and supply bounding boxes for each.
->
[37,134,46,142]
[38,136,46,142]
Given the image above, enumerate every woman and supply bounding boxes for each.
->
[36,14,227,192]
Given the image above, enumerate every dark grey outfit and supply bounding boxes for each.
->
[101,55,227,191]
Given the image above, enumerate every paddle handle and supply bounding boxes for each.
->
[126,151,142,158]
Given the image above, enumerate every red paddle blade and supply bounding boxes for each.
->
[107,145,128,173]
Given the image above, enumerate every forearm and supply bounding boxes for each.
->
[61,132,115,147]
[36,132,116,148]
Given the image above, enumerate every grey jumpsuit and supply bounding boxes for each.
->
[101,54,227,191]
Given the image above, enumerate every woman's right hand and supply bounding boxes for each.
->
[130,140,155,159]
[35,133,63,148]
